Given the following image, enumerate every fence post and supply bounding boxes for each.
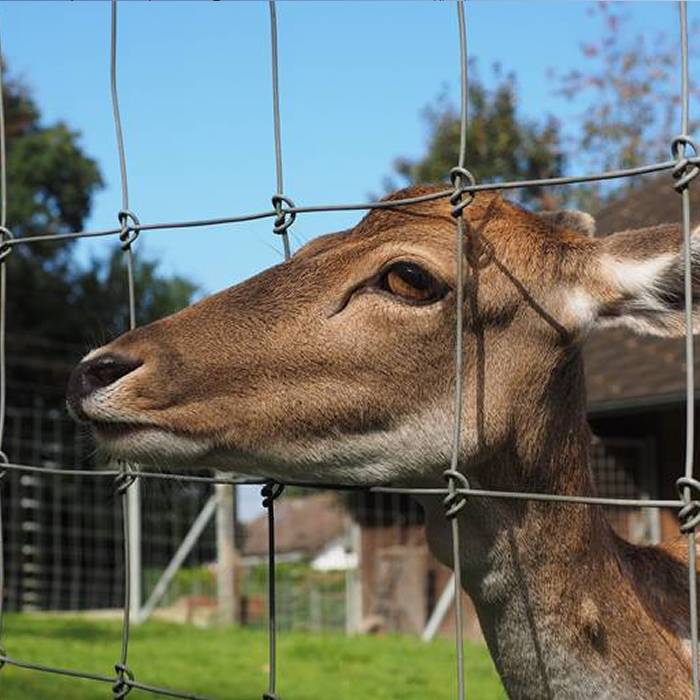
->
[345,522,362,635]
[127,479,142,623]
[137,493,218,624]
[216,479,237,624]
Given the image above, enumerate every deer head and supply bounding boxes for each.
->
[66,185,700,489]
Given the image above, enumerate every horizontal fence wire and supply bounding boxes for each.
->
[0,0,697,698]
[2,158,700,256]
[0,460,691,508]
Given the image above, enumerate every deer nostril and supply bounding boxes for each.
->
[67,353,143,407]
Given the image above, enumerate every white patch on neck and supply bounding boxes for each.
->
[683,638,693,660]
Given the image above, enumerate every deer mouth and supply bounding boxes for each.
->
[85,416,215,466]
[91,420,150,441]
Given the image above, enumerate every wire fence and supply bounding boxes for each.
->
[0,400,219,616]
[0,1,698,699]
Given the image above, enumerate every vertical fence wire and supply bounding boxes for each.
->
[0,1,698,698]
[261,483,283,700]
[263,4,287,699]
[110,0,138,696]
[0,22,9,651]
[678,2,700,697]
[269,0,291,262]
[111,0,137,330]
[443,2,469,699]
[0,34,6,450]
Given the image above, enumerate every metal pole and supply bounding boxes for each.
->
[216,480,237,624]
[138,493,218,624]
[127,480,141,624]
[344,522,362,635]
[422,574,456,642]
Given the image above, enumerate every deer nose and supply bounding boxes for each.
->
[67,353,143,414]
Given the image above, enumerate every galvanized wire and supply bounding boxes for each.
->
[0,652,217,700]
[4,157,700,256]
[676,2,700,697]
[261,481,284,700]
[110,1,139,697]
[262,4,288,699]
[0,0,697,698]
[0,460,691,508]
[0,18,8,656]
[269,0,292,261]
[0,39,6,454]
[444,2,469,699]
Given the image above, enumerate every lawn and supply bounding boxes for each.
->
[0,614,506,699]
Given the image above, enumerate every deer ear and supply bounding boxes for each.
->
[593,224,700,337]
[539,210,596,237]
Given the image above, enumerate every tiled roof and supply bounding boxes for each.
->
[242,492,348,557]
[584,177,700,410]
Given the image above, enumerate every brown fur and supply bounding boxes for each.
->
[68,185,700,698]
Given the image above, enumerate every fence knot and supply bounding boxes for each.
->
[112,663,134,699]
[671,135,700,193]
[0,450,7,482]
[449,167,476,219]
[677,476,700,533]
[271,194,296,235]
[261,480,284,508]
[443,468,470,519]
[0,226,14,263]
[114,463,138,495]
[118,209,141,250]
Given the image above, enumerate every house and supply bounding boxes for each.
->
[586,175,700,542]
[241,491,354,570]
[239,492,357,632]
[350,176,700,639]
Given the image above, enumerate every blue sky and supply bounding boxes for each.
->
[2,0,697,519]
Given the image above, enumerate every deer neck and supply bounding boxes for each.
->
[417,357,691,699]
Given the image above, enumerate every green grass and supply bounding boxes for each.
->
[0,614,506,699]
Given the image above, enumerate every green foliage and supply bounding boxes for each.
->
[388,64,566,209]
[9,124,102,242]
[143,565,216,607]
[2,63,197,409]
[3,65,101,268]
[0,614,507,699]
[392,7,697,213]
[72,248,198,338]
[240,562,347,632]
[242,561,345,596]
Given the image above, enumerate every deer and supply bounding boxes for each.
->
[66,185,700,699]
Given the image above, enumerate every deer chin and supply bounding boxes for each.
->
[91,422,214,465]
[205,405,457,487]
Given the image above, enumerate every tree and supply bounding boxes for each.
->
[386,63,567,209]
[73,249,198,341]
[2,64,197,409]
[391,4,698,214]
[555,1,699,210]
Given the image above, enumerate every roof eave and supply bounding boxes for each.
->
[587,390,700,416]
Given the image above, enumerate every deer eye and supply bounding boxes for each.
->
[379,262,447,304]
